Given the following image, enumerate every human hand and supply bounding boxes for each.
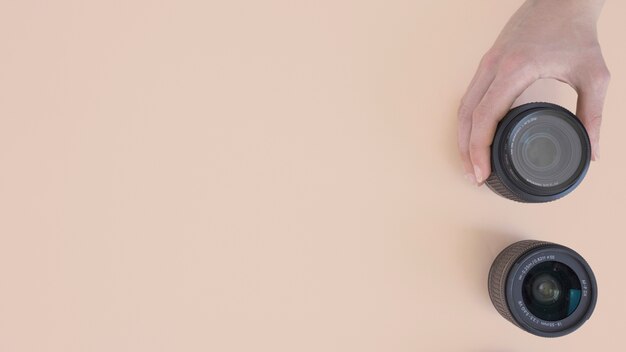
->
[458,0,610,185]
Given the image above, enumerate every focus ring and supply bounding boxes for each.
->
[488,240,553,330]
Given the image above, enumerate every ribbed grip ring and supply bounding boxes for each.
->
[485,172,526,203]
[488,240,553,329]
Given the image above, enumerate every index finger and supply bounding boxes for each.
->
[469,66,538,183]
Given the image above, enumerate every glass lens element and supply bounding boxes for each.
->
[531,273,561,304]
[522,261,582,321]
[508,111,583,189]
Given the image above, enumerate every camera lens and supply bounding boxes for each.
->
[485,102,591,202]
[488,240,597,337]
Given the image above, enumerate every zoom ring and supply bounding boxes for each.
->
[485,171,526,202]
[488,240,553,330]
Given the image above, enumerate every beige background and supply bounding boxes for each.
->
[0,1,624,351]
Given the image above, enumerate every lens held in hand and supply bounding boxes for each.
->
[488,240,597,337]
[485,102,591,202]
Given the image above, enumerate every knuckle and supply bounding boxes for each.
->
[457,102,472,121]
[471,104,491,125]
[498,52,534,76]
[595,65,611,86]
[584,115,603,141]
[590,114,603,127]
[582,57,611,91]
[479,49,501,70]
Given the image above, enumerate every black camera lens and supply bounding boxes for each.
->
[488,240,597,337]
[485,102,591,202]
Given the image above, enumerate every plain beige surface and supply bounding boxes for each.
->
[1,1,625,351]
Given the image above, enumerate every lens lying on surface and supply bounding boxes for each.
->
[488,240,597,338]
[485,102,591,203]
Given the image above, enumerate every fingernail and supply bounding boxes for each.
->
[464,173,477,185]
[474,165,483,184]
[593,143,601,161]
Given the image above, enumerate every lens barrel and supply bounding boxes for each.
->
[486,102,591,203]
[488,240,597,337]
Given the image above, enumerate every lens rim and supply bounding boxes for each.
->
[505,244,597,337]
[489,102,591,203]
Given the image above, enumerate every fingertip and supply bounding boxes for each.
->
[469,148,491,185]
[474,164,492,185]
[473,164,483,184]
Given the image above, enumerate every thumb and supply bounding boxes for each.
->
[575,67,610,161]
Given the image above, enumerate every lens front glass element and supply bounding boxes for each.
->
[508,110,583,190]
[522,261,582,321]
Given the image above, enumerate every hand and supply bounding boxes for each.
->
[457,0,610,185]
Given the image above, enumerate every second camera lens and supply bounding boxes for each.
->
[488,240,597,337]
